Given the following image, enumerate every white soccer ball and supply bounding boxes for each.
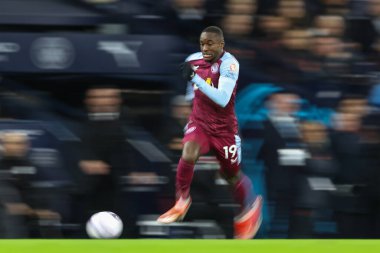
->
[86,211,123,239]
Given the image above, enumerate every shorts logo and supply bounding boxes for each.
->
[211,63,219,73]
[185,126,196,135]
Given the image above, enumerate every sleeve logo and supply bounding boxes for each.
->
[230,63,237,72]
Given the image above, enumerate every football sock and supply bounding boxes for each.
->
[234,173,255,211]
[176,158,195,199]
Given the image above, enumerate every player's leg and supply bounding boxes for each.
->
[176,141,201,200]
[212,134,263,239]
[157,123,210,223]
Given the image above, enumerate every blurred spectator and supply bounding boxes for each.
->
[331,97,368,184]
[225,0,257,14]
[322,0,349,15]
[0,132,61,238]
[280,29,320,75]
[288,122,338,238]
[277,0,308,27]
[222,0,256,39]
[76,86,138,238]
[370,0,380,35]
[172,0,206,19]
[258,91,303,236]
[314,15,345,37]
[221,14,255,38]
[257,15,291,41]
[309,34,356,78]
[330,97,375,238]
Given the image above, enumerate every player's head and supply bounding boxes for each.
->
[200,26,225,62]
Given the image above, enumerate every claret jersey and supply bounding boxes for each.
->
[185,51,240,135]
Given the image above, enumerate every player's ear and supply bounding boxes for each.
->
[220,40,225,48]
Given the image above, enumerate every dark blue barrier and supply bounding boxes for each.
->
[0,33,180,74]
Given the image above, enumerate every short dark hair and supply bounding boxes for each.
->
[202,26,224,39]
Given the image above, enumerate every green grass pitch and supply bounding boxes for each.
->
[1,240,380,253]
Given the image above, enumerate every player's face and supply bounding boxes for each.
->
[200,32,224,62]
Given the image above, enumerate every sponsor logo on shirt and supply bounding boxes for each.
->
[211,63,219,73]
[206,77,214,87]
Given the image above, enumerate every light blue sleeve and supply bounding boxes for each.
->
[219,57,240,82]
[190,57,239,107]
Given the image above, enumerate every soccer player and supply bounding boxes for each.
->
[157,26,263,239]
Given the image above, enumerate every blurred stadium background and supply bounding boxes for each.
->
[1,0,380,239]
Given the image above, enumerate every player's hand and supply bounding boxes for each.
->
[180,62,195,81]
[5,203,34,216]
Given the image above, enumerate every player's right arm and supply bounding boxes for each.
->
[183,57,239,108]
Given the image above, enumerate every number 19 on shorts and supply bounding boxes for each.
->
[223,145,238,164]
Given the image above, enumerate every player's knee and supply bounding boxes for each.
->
[182,142,200,163]
[181,151,198,163]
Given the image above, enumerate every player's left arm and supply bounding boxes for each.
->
[190,58,239,107]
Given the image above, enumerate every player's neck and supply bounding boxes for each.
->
[210,51,224,63]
